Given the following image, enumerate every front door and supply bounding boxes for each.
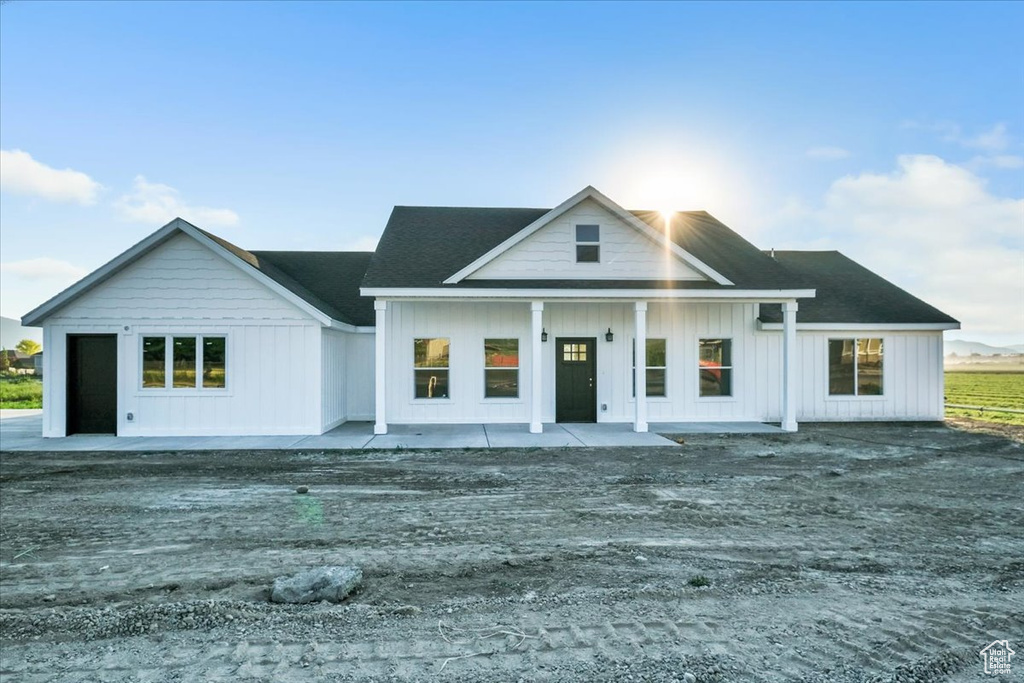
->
[67,334,117,435]
[555,337,596,422]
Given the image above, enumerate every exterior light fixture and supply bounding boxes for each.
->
[605,328,614,342]
[541,328,548,342]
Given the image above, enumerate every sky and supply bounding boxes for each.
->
[1,1,1022,345]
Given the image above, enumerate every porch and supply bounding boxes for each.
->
[0,411,784,451]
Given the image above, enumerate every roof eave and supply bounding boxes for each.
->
[757,321,960,331]
[361,286,815,300]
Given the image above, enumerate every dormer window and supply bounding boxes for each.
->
[575,224,600,263]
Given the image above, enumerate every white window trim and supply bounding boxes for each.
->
[575,223,601,264]
[483,337,521,401]
[826,337,886,399]
[138,333,230,395]
[413,337,451,400]
[697,337,734,400]
[631,337,668,399]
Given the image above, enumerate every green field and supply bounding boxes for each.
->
[945,371,1024,426]
[0,375,43,409]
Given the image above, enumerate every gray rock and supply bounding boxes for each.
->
[683,673,697,683]
[295,486,309,494]
[270,566,362,604]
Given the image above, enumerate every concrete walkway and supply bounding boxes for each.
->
[0,411,784,451]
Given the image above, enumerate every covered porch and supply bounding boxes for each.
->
[371,296,802,436]
[0,411,784,451]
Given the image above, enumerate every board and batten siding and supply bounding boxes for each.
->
[469,198,705,281]
[381,300,947,425]
[791,331,944,421]
[41,232,328,437]
[320,329,375,430]
[381,300,773,424]
[345,332,375,421]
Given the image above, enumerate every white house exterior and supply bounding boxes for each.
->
[22,187,958,438]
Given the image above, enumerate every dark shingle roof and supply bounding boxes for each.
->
[362,206,809,290]
[758,251,958,325]
[251,251,376,327]
[195,226,374,326]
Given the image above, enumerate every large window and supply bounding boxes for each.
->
[575,224,600,263]
[141,335,226,390]
[142,337,166,388]
[632,338,667,397]
[829,338,883,396]
[203,337,226,388]
[484,338,519,398]
[699,339,732,397]
[414,338,449,399]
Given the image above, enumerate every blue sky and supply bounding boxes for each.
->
[1,1,1022,344]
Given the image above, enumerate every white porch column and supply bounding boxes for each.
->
[374,299,388,435]
[634,301,648,433]
[781,300,798,432]
[530,301,544,434]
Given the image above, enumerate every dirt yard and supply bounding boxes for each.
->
[1,424,1021,682]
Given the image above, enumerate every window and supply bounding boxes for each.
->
[829,338,883,396]
[575,224,600,263]
[203,337,226,388]
[632,338,667,397]
[172,337,197,388]
[562,342,587,362]
[141,335,226,390]
[414,338,449,399]
[699,339,732,397]
[484,338,519,398]
[142,337,166,388]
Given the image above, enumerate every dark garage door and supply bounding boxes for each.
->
[67,335,117,435]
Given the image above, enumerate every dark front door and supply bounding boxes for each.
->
[67,335,117,435]
[555,337,596,423]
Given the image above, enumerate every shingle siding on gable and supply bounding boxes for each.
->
[470,198,705,281]
[51,233,311,322]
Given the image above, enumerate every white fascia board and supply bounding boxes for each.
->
[22,220,186,327]
[757,321,960,331]
[361,287,816,301]
[442,185,733,286]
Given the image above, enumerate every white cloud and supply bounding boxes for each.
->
[0,258,90,319]
[0,149,102,205]
[964,123,1010,152]
[811,155,1024,340]
[806,146,851,160]
[0,257,89,281]
[966,154,1024,171]
[903,120,1012,152]
[114,175,239,227]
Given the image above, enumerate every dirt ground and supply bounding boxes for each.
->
[1,423,1022,683]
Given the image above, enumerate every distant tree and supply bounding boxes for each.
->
[0,349,9,373]
[15,339,41,356]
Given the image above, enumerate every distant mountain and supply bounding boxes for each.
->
[945,339,1022,357]
[1,316,43,350]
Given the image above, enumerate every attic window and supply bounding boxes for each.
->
[575,224,600,263]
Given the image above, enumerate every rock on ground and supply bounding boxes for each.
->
[270,566,362,604]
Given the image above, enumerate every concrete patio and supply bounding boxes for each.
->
[0,410,785,451]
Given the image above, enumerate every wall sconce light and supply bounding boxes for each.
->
[605,328,614,342]
[541,328,548,342]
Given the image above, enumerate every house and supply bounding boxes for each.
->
[0,350,36,374]
[22,186,958,437]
